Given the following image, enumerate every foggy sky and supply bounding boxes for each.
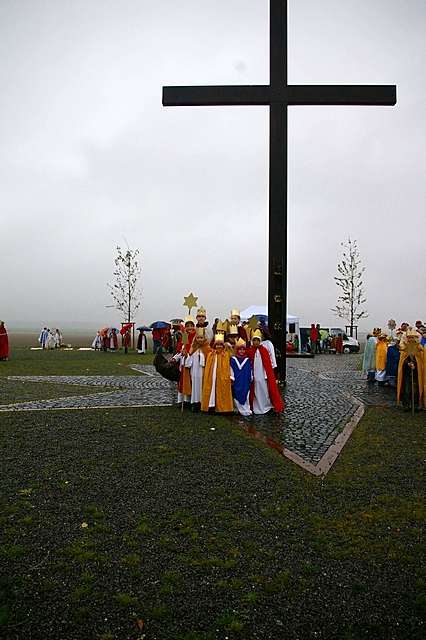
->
[1,0,425,331]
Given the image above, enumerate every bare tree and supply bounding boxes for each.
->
[107,246,141,322]
[331,238,368,336]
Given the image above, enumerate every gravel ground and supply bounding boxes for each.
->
[1,405,424,640]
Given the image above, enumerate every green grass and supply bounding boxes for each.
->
[0,379,112,405]
[0,346,152,377]
[0,392,424,638]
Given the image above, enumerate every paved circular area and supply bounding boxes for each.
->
[1,355,398,470]
[2,373,176,410]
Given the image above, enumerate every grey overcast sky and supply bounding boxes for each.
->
[1,0,425,330]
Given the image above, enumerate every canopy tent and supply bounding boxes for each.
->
[240,306,299,325]
[239,306,301,353]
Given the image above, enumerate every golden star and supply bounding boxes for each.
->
[183,292,198,314]
[247,315,259,331]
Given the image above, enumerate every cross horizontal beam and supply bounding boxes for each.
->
[163,84,396,107]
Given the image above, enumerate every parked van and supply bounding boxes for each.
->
[329,328,360,353]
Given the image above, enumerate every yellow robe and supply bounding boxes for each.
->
[396,346,424,405]
[181,363,192,397]
[423,345,426,408]
[201,350,233,413]
[375,340,388,371]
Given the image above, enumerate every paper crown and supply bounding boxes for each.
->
[251,329,263,341]
[214,333,225,343]
[227,324,239,336]
[215,320,227,332]
[195,327,205,337]
[406,327,420,338]
[184,316,195,325]
[235,337,246,348]
[196,306,206,317]
[372,327,381,337]
[230,308,240,317]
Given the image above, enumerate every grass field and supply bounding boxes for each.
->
[0,350,425,639]
[0,347,152,377]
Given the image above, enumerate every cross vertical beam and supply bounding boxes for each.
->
[162,0,396,384]
[269,0,288,381]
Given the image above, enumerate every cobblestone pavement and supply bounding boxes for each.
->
[289,354,397,407]
[2,373,176,411]
[1,356,397,467]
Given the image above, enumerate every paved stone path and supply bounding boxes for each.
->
[2,373,176,410]
[1,355,397,471]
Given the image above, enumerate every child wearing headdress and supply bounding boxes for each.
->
[375,332,389,384]
[185,327,211,411]
[362,328,380,383]
[201,330,233,413]
[230,338,253,416]
[229,308,248,344]
[247,329,284,414]
[173,316,196,405]
[397,327,424,411]
[225,322,239,350]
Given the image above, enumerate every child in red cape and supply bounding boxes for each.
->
[247,329,284,414]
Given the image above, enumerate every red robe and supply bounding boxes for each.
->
[247,345,284,413]
[0,325,9,359]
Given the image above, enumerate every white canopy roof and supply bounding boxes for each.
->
[240,305,299,324]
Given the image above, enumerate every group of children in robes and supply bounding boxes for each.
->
[362,321,426,411]
[172,307,284,416]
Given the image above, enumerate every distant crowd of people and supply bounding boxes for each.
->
[362,320,426,411]
[306,324,345,354]
[92,328,119,351]
[38,327,63,349]
[92,325,135,354]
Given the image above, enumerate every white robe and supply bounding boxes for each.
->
[252,348,273,415]
[261,340,277,368]
[186,349,205,403]
[92,335,102,349]
[46,332,56,350]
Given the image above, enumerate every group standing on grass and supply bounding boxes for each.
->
[169,307,284,416]
[362,320,426,412]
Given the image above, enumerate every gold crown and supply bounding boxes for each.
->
[235,337,246,348]
[230,308,240,317]
[195,327,205,337]
[215,320,227,332]
[196,306,206,317]
[228,324,239,336]
[184,316,195,325]
[214,333,225,343]
[406,327,420,338]
[251,329,263,341]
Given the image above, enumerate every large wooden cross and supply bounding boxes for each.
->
[162,0,396,381]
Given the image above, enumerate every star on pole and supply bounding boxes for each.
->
[247,316,259,331]
[183,292,198,316]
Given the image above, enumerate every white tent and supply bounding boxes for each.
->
[239,305,301,353]
[240,305,299,325]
